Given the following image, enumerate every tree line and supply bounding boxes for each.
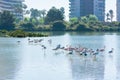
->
[0,6,120,32]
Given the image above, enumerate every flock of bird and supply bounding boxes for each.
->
[17,38,114,58]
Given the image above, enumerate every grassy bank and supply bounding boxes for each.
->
[0,30,48,37]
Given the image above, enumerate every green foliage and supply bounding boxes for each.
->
[8,30,48,37]
[24,17,30,23]
[0,11,15,30]
[60,7,65,17]
[51,21,66,31]
[88,15,98,22]
[27,32,48,37]
[29,8,47,25]
[106,13,110,22]
[81,16,88,23]
[40,9,46,19]
[80,15,98,24]
[20,22,34,30]
[38,18,44,24]
[45,7,64,24]
[8,30,27,37]
[76,23,93,31]
[109,10,114,22]
[30,8,40,19]
[69,17,78,24]
[12,3,27,20]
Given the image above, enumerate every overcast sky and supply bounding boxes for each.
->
[25,0,116,21]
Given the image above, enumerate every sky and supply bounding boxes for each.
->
[25,0,116,21]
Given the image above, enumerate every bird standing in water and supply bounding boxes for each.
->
[108,48,114,54]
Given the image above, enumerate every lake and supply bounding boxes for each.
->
[0,32,120,80]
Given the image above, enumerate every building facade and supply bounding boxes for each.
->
[69,0,105,21]
[0,0,24,20]
[117,0,120,21]
[69,0,81,18]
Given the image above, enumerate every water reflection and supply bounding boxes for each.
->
[104,34,118,80]
[0,38,24,80]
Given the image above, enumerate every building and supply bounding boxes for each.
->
[69,0,105,21]
[117,0,120,21]
[69,0,81,18]
[0,0,24,20]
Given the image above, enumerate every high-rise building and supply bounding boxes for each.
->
[69,0,81,18]
[0,0,24,20]
[69,0,105,21]
[117,0,120,21]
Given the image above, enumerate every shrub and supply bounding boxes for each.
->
[51,21,66,31]
[76,23,93,31]
[20,22,35,30]
[8,30,27,37]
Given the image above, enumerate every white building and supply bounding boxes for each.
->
[0,0,24,20]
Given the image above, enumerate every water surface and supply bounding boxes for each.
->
[0,32,120,80]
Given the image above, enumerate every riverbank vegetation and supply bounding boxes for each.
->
[0,6,120,37]
[0,30,48,37]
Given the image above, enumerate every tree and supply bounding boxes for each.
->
[76,23,92,31]
[41,9,46,19]
[20,22,34,30]
[69,17,78,24]
[106,13,110,22]
[51,21,66,31]
[24,17,30,23]
[30,8,39,19]
[109,10,114,22]
[88,15,98,22]
[0,11,15,30]
[81,16,88,23]
[45,7,64,24]
[60,7,65,17]
[12,3,27,20]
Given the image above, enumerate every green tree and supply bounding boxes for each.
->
[88,15,98,22]
[20,22,34,30]
[106,13,110,22]
[69,17,78,24]
[41,9,46,19]
[0,11,15,30]
[39,18,44,24]
[12,3,27,20]
[45,7,64,24]
[30,8,39,19]
[81,16,88,23]
[52,21,66,31]
[60,7,65,17]
[24,17,30,23]
[109,10,114,22]
[76,23,92,31]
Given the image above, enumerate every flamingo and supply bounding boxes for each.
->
[17,41,20,43]
[93,49,99,55]
[48,39,52,45]
[41,45,47,49]
[108,48,114,53]
[100,46,106,52]
[68,50,73,54]
[28,38,30,41]
[52,44,61,50]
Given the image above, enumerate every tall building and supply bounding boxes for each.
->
[117,0,120,21]
[69,0,81,18]
[69,0,105,21]
[0,0,24,20]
